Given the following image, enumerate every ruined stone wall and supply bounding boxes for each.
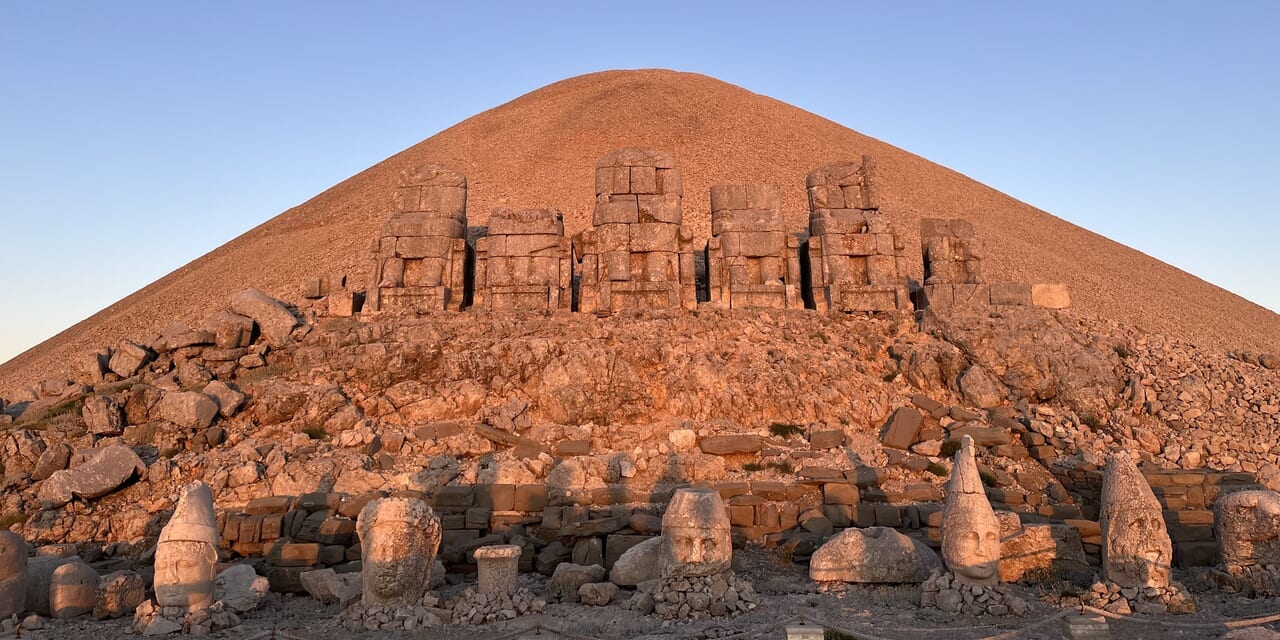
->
[576,148,697,314]
[805,157,911,312]
[705,184,802,310]
[918,218,1071,312]
[367,165,469,313]
[473,208,573,312]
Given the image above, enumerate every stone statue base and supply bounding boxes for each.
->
[919,570,1030,616]
[1082,579,1195,614]
[628,570,758,619]
[449,586,545,624]
[338,593,444,632]
[132,600,240,635]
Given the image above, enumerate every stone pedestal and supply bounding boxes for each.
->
[474,545,521,596]
[1066,613,1109,639]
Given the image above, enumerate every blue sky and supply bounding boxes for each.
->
[2,1,1277,364]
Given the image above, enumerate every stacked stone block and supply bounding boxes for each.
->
[805,157,911,312]
[918,218,1073,311]
[576,148,696,314]
[705,184,803,309]
[368,164,469,313]
[473,208,573,311]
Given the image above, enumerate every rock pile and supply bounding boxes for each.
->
[447,586,545,624]
[632,571,759,619]
[919,569,1030,616]
[1081,579,1196,615]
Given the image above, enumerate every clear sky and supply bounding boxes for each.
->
[2,1,1277,364]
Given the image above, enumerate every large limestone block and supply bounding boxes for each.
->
[1216,490,1280,568]
[201,309,255,348]
[155,391,219,429]
[609,537,664,586]
[1031,284,1071,309]
[229,289,298,346]
[202,380,245,418]
[810,527,942,583]
[25,556,76,616]
[108,340,153,378]
[998,524,1091,583]
[881,407,923,450]
[38,445,146,508]
[300,568,361,606]
[1100,453,1172,588]
[0,531,27,618]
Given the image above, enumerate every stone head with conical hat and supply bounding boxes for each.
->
[661,488,732,577]
[357,496,441,607]
[155,481,219,610]
[941,435,1001,587]
[1100,452,1171,588]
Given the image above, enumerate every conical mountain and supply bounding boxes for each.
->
[3,69,1277,388]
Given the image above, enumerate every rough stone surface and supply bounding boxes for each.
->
[578,581,618,606]
[998,524,1091,583]
[300,568,361,606]
[49,559,98,618]
[474,544,521,596]
[810,526,942,583]
[1216,489,1280,569]
[155,391,220,429]
[610,536,664,586]
[0,531,26,618]
[214,564,271,613]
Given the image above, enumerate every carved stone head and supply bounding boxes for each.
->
[1217,489,1280,569]
[357,496,441,606]
[1100,453,1172,588]
[661,488,732,577]
[155,482,219,611]
[941,435,1001,586]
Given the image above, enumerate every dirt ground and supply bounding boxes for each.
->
[16,549,1280,640]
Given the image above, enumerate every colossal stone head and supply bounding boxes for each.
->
[0,530,27,618]
[155,482,219,611]
[1100,452,1172,588]
[661,488,732,577]
[1216,489,1280,569]
[357,496,441,606]
[941,436,1001,587]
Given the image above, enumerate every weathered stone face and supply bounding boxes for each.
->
[0,530,26,618]
[357,497,441,606]
[1217,490,1280,569]
[1100,453,1172,588]
[941,435,1001,586]
[155,482,219,611]
[661,488,731,577]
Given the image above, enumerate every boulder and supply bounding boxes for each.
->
[202,381,246,418]
[998,524,1091,583]
[881,407,923,450]
[300,568,361,606]
[959,366,1004,409]
[93,570,145,619]
[214,564,271,613]
[81,396,124,436]
[155,391,219,429]
[25,556,77,616]
[230,289,298,346]
[108,341,153,378]
[809,527,942,583]
[31,443,71,482]
[201,310,255,349]
[37,445,146,508]
[548,563,605,602]
[609,537,664,586]
[578,582,618,606]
